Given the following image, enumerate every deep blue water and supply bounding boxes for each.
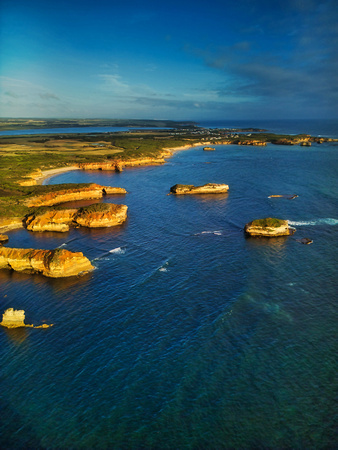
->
[0,121,337,448]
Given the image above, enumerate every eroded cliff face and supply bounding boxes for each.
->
[170,183,229,195]
[0,234,9,244]
[24,203,128,232]
[26,184,127,207]
[0,247,93,277]
[25,209,77,232]
[75,203,128,228]
[78,161,124,172]
[244,218,295,237]
[78,155,169,172]
[236,140,267,146]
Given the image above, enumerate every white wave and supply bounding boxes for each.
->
[159,267,168,272]
[289,218,338,226]
[58,243,67,248]
[196,230,223,236]
[109,247,126,254]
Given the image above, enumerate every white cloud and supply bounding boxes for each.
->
[97,74,130,93]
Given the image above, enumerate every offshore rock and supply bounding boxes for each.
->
[268,194,298,200]
[74,203,128,228]
[1,308,26,328]
[0,247,94,277]
[0,308,53,328]
[170,183,229,195]
[298,238,313,245]
[245,218,295,237]
[203,147,215,151]
[24,203,128,232]
[25,209,77,232]
[26,184,126,207]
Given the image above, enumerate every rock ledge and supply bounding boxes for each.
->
[170,183,229,195]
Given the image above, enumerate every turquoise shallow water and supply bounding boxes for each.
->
[0,124,337,448]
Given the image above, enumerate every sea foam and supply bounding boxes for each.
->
[109,247,126,254]
[289,218,338,226]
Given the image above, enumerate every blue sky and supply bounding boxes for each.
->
[1,0,337,120]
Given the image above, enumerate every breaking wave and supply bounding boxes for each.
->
[289,218,338,226]
[109,247,126,254]
[195,230,223,236]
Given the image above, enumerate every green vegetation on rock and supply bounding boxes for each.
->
[76,203,112,215]
[250,218,285,228]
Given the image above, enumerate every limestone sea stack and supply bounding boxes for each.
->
[0,247,94,277]
[170,183,229,195]
[25,209,77,232]
[74,203,128,228]
[0,308,53,328]
[244,218,295,237]
[0,308,26,328]
[24,203,128,232]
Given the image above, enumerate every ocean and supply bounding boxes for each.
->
[0,120,337,448]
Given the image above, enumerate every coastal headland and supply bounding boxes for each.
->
[0,123,333,277]
[0,126,335,231]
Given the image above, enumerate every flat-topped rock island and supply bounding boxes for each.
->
[170,183,229,195]
[0,247,94,277]
[244,218,296,237]
[25,203,128,232]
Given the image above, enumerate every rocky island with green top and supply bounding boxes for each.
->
[244,218,295,237]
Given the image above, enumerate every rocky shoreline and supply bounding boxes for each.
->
[0,132,321,280]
